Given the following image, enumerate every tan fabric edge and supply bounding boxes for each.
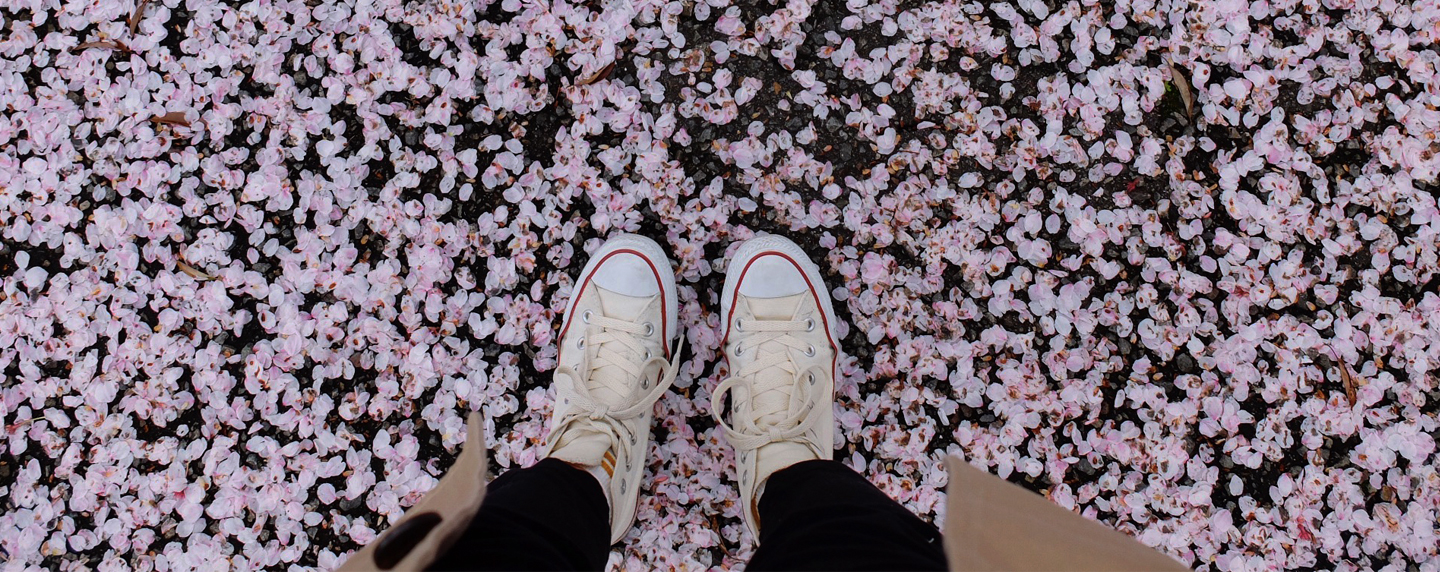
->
[943,456,1190,572]
[339,411,489,572]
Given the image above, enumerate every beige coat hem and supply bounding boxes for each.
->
[342,416,1188,571]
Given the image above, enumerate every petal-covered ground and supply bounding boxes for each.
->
[3,0,1439,569]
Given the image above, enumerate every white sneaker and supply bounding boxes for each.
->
[543,234,683,544]
[711,234,840,538]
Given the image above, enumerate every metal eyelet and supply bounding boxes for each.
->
[576,337,586,349]
[734,344,744,356]
[808,373,817,385]
[644,349,652,359]
[643,322,655,336]
[582,310,593,323]
[803,344,816,357]
[805,318,815,331]
[735,319,745,332]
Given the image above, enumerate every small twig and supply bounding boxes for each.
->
[577,62,615,86]
[151,111,191,126]
[73,40,131,53]
[1338,360,1360,406]
[176,260,214,281]
[1325,345,1362,406]
[129,0,150,35]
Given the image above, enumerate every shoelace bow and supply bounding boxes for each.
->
[710,316,828,452]
[545,313,683,456]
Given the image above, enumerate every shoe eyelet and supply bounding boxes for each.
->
[735,319,745,332]
[643,322,655,336]
[808,373,816,385]
[576,337,586,349]
[805,318,815,331]
[620,478,627,493]
[582,309,593,323]
[804,344,816,357]
[644,349,653,359]
[735,344,744,356]
[629,434,637,445]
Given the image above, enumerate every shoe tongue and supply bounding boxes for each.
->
[586,285,656,405]
[595,285,653,322]
[744,293,807,320]
[742,293,809,427]
[753,370,794,427]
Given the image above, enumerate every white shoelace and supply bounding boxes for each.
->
[546,313,683,457]
[710,316,828,451]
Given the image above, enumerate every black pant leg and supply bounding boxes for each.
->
[428,458,611,571]
[746,459,947,571]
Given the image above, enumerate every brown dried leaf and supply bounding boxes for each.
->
[577,62,616,86]
[176,260,214,281]
[151,112,191,126]
[1166,56,1194,118]
[129,0,150,35]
